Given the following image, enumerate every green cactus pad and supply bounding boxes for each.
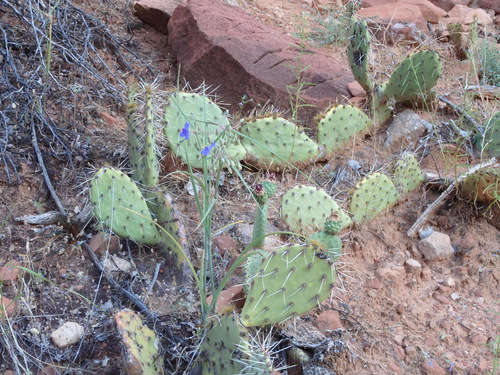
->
[115,310,164,375]
[391,153,424,194]
[309,231,342,262]
[281,185,352,236]
[475,112,500,158]
[163,91,246,169]
[349,173,399,223]
[200,313,274,374]
[240,116,319,171]
[90,167,161,245]
[243,249,268,294]
[347,19,373,92]
[241,244,336,327]
[382,50,442,101]
[461,167,500,203]
[317,104,373,154]
[324,220,343,235]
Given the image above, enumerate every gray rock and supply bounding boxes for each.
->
[417,231,454,260]
[384,110,429,152]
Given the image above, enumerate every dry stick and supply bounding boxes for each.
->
[438,95,482,132]
[81,241,156,320]
[31,122,67,216]
[408,158,498,237]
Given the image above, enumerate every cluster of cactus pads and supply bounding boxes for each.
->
[115,310,163,375]
[347,18,442,123]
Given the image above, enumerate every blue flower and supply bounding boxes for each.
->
[180,121,190,140]
[201,141,216,156]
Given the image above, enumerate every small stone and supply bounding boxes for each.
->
[438,285,450,293]
[405,345,417,356]
[384,110,429,151]
[376,265,406,283]
[0,260,23,285]
[443,277,455,287]
[394,344,405,358]
[394,334,405,346]
[470,334,488,345]
[434,294,450,305]
[102,255,132,273]
[395,304,405,315]
[88,232,120,255]
[421,267,432,281]
[206,285,245,314]
[99,112,121,128]
[418,231,454,261]
[50,322,85,349]
[450,292,460,300]
[404,259,422,281]
[235,223,253,245]
[422,359,446,375]
[477,297,484,304]
[388,361,403,374]
[366,277,382,289]
[315,310,344,331]
[348,96,367,107]
[212,235,239,257]
[348,81,367,97]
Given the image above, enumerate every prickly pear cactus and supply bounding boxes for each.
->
[240,116,319,171]
[241,244,336,327]
[382,50,442,101]
[89,167,161,245]
[316,104,372,154]
[163,91,246,169]
[281,185,352,236]
[349,173,399,223]
[347,19,373,92]
[475,112,500,158]
[200,313,274,375]
[114,310,164,375]
[252,174,278,249]
[461,167,500,203]
[391,153,424,194]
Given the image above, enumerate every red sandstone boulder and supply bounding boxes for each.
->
[167,0,353,125]
[426,0,470,12]
[134,0,184,34]
[445,4,493,26]
[397,0,447,23]
[356,3,428,43]
[477,0,500,15]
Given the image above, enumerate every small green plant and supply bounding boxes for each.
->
[475,111,500,158]
[306,0,358,46]
[475,38,500,87]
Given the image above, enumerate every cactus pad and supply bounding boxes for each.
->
[391,153,424,194]
[349,173,399,223]
[281,185,352,236]
[240,116,319,171]
[347,19,373,92]
[200,313,274,374]
[241,244,336,327]
[114,310,163,375]
[309,231,342,262]
[461,167,500,203]
[90,167,161,245]
[317,105,372,154]
[382,50,442,101]
[475,111,500,158]
[163,91,246,169]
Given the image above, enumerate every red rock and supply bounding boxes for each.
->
[434,294,450,305]
[347,81,367,97]
[427,0,470,12]
[167,0,353,125]
[0,260,23,285]
[476,0,500,15]
[376,265,406,283]
[206,285,245,314]
[394,344,406,358]
[88,232,120,255]
[134,0,183,34]
[315,310,344,331]
[470,334,488,345]
[212,235,239,257]
[447,4,493,26]
[348,96,367,107]
[388,362,403,374]
[356,3,428,43]
[0,296,17,318]
[422,359,446,375]
[361,0,396,7]
[397,0,447,23]
[366,277,382,289]
[395,303,405,315]
[99,112,123,129]
[405,345,417,356]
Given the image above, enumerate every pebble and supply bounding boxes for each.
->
[50,322,85,349]
[0,260,23,285]
[366,278,382,290]
[404,345,417,356]
[376,265,406,283]
[434,294,450,305]
[443,277,455,287]
[450,293,460,300]
[315,310,344,331]
[418,231,454,261]
[103,255,132,273]
[421,359,446,375]
[212,234,239,257]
